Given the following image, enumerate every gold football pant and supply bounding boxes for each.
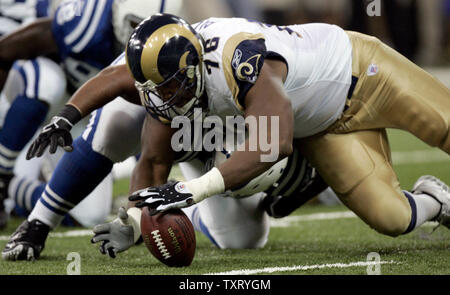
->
[330,31,450,152]
[297,31,450,236]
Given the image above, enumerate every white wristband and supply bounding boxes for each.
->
[185,167,225,203]
[126,207,142,243]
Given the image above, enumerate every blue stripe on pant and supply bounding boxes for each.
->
[403,191,417,234]
[31,59,40,99]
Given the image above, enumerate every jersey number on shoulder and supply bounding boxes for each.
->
[56,0,84,25]
[204,37,220,75]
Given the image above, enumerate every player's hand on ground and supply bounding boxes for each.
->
[26,116,74,160]
[129,181,194,215]
[91,207,135,258]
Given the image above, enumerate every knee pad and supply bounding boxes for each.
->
[346,182,412,238]
[370,214,411,237]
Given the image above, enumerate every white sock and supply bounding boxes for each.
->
[405,191,441,230]
[28,199,64,229]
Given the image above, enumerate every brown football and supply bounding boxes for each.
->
[140,207,196,267]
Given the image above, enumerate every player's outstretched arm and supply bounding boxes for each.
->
[166,59,293,207]
[0,18,57,89]
[128,115,176,196]
[218,59,294,190]
[67,64,140,118]
[130,59,295,214]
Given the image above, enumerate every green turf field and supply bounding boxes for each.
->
[0,129,448,275]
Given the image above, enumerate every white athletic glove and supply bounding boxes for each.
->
[91,207,141,258]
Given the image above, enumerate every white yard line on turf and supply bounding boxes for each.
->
[392,150,450,165]
[269,211,438,228]
[204,260,398,275]
[0,229,93,241]
[49,229,93,238]
[270,211,357,228]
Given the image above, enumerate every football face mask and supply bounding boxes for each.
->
[135,66,201,120]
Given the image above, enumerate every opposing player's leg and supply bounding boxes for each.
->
[10,147,114,228]
[0,58,66,229]
[297,129,447,237]
[330,31,450,154]
[2,98,146,260]
[179,159,270,249]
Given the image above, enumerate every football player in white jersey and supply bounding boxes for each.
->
[122,14,449,241]
[0,0,185,260]
[11,18,327,260]
[14,49,325,258]
[18,13,450,260]
[3,1,266,261]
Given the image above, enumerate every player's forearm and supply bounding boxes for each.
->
[129,160,172,193]
[221,107,293,190]
[218,149,283,190]
[184,133,292,204]
[128,115,176,206]
[67,64,139,117]
[187,89,294,202]
[128,159,172,208]
[0,18,57,66]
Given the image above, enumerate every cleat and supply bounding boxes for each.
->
[2,219,50,261]
[412,175,450,229]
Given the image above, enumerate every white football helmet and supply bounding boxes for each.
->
[112,0,183,46]
[214,150,288,199]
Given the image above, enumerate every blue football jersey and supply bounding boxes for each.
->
[52,0,115,90]
[0,0,50,36]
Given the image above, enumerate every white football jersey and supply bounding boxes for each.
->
[193,18,353,138]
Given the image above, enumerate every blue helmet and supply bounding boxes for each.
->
[125,13,205,120]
